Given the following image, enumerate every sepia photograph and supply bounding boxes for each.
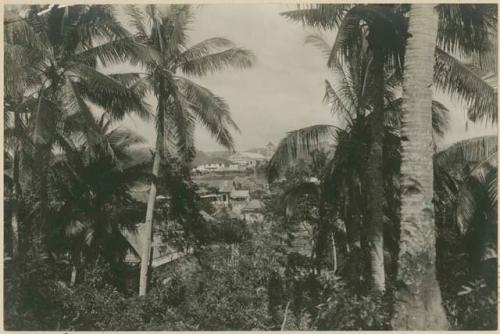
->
[3,2,498,331]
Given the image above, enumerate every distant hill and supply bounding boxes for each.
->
[190,150,211,166]
[129,144,275,168]
[191,150,233,167]
[246,142,276,158]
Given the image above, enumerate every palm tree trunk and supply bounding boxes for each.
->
[33,143,50,260]
[138,141,161,296]
[331,232,337,273]
[70,264,77,287]
[11,121,21,259]
[11,208,20,259]
[391,4,448,330]
[365,50,386,292]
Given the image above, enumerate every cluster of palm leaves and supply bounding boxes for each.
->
[269,4,496,329]
[4,4,254,291]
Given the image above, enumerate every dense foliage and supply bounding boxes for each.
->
[4,3,497,331]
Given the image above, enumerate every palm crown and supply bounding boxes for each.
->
[126,5,256,160]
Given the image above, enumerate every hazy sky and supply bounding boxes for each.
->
[117,4,496,152]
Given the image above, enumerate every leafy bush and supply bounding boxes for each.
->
[314,277,392,330]
[443,280,497,330]
[5,225,495,331]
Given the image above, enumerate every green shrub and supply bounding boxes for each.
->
[443,280,497,330]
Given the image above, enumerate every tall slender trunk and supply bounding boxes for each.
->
[314,198,326,272]
[346,185,362,250]
[391,4,448,330]
[138,141,162,296]
[345,186,365,288]
[365,50,386,292]
[331,232,337,273]
[11,207,20,259]
[33,143,50,260]
[70,265,77,287]
[11,113,21,259]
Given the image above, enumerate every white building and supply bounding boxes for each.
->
[229,151,267,167]
[230,189,250,214]
[192,161,242,174]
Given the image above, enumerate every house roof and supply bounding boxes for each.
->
[219,181,234,193]
[230,190,250,199]
[242,199,263,212]
[196,157,232,167]
[200,210,219,224]
[200,193,224,199]
[214,208,240,220]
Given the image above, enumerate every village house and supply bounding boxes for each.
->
[241,199,264,223]
[228,151,267,168]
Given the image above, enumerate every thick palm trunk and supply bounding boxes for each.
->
[138,141,161,296]
[391,4,448,330]
[365,52,386,292]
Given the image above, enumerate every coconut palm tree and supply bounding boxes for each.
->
[282,4,497,123]
[283,4,408,292]
[282,2,496,299]
[124,5,256,296]
[50,114,147,287]
[392,4,496,329]
[390,4,446,329]
[270,17,446,291]
[4,4,149,260]
[434,135,497,273]
[274,149,338,271]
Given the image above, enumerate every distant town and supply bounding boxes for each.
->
[124,142,276,266]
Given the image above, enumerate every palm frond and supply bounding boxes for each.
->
[176,37,236,65]
[431,100,450,138]
[385,97,450,140]
[437,4,497,57]
[166,81,197,162]
[124,5,149,39]
[268,124,337,182]
[69,64,151,120]
[4,43,45,96]
[72,5,130,48]
[65,220,90,238]
[163,5,194,51]
[327,5,406,72]
[283,181,321,219]
[305,34,332,61]
[179,47,256,77]
[434,47,497,124]
[73,36,157,67]
[107,127,145,152]
[4,16,51,58]
[487,168,497,205]
[176,77,238,151]
[62,79,108,151]
[435,135,498,170]
[32,93,59,145]
[327,8,363,67]
[280,4,349,29]
[455,182,477,235]
[324,79,356,122]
